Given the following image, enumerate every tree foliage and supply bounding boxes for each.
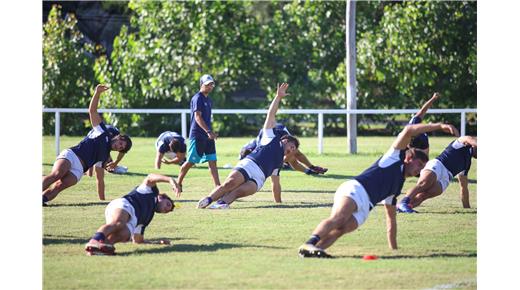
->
[43,1,477,137]
[357,1,477,112]
[42,5,96,135]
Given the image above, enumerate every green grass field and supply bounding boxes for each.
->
[43,135,476,289]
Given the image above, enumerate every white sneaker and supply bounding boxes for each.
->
[298,244,332,258]
[208,202,230,209]
[197,197,212,209]
[112,165,128,174]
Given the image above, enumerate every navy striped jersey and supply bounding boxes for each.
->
[245,128,286,178]
[123,185,159,234]
[189,92,212,139]
[408,116,429,150]
[70,122,112,171]
[436,140,473,176]
[156,131,185,154]
[354,148,407,207]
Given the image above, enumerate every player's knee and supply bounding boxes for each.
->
[49,170,64,180]
[222,179,238,190]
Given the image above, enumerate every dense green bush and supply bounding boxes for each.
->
[42,1,477,137]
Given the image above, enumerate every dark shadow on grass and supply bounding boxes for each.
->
[397,208,477,215]
[117,242,287,256]
[281,171,355,180]
[42,163,54,166]
[115,171,148,177]
[43,234,87,245]
[43,235,186,246]
[45,201,108,208]
[281,189,335,194]
[237,202,333,209]
[335,252,477,260]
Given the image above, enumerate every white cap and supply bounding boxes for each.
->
[200,74,215,86]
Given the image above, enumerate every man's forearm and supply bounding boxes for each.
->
[195,114,211,133]
[405,123,443,137]
[264,96,282,129]
[89,91,102,115]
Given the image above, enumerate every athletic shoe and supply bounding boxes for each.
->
[85,239,115,256]
[298,244,332,258]
[310,165,328,174]
[111,165,128,174]
[396,202,417,213]
[305,168,319,175]
[208,201,230,209]
[196,197,212,209]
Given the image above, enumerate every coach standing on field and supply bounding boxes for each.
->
[176,74,221,195]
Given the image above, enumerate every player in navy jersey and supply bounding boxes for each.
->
[155,131,187,169]
[298,122,459,258]
[176,74,220,195]
[239,124,328,175]
[196,83,300,209]
[85,173,178,256]
[86,124,128,200]
[407,92,440,155]
[397,136,477,213]
[42,85,132,205]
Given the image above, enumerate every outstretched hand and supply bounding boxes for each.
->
[174,183,182,198]
[170,178,181,197]
[432,92,441,101]
[441,124,460,137]
[276,83,290,99]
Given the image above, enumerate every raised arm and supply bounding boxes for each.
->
[89,84,110,127]
[392,123,460,150]
[457,136,477,147]
[142,173,179,193]
[263,83,289,129]
[415,92,440,120]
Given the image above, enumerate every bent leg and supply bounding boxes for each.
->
[42,172,78,202]
[208,170,246,201]
[98,208,132,244]
[412,183,443,208]
[405,169,438,202]
[311,196,358,246]
[316,216,358,250]
[295,150,313,168]
[43,159,71,191]
[221,181,257,204]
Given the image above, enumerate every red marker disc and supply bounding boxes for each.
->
[362,255,378,260]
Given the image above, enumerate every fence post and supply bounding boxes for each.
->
[460,111,466,137]
[181,112,187,139]
[55,111,60,156]
[318,113,324,154]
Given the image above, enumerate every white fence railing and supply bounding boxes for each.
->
[43,108,477,156]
